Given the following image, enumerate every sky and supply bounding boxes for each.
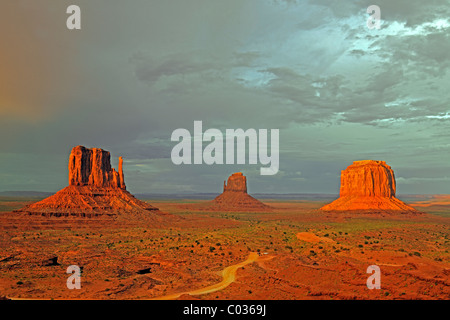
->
[1,0,449,195]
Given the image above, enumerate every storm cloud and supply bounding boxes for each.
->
[0,0,449,194]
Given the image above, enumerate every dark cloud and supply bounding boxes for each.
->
[0,0,449,194]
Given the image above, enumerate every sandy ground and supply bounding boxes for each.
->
[151,252,268,300]
[0,198,448,300]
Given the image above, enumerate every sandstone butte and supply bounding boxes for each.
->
[212,172,271,211]
[320,160,418,213]
[17,146,172,223]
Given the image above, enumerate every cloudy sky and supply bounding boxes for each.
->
[1,0,449,195]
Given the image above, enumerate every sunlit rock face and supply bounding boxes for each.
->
[321,160,418,213]
[16,146,174,224]
[213,172,271,211]
[222,172,247,193]
[68,146,126,189]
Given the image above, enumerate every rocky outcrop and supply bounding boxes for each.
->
[68,146,125,189]
[212,173,271,211]
[17,146,173,224]
[321,160,418,213]
[339,160,395,197]
[118,157,126,189]
[223,172,247,193]
[41,256,60,266]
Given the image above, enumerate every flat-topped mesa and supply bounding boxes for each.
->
[321,160,418,213]
[223,172,247,193]
[68,146,126,189]
[340,160,395,198]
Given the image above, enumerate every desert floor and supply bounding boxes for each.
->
[0,197,448,300]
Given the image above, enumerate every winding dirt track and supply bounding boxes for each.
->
[9,252,270,300]
[151,252,260,300]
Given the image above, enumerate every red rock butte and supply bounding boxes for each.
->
[69,146,126,189]
[320,160,418,213]
[212,173,271,211]
[17,146,172,223]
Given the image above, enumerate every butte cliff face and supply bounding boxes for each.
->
[68,146,126,189]
[222,172,247,193]
[321,160,418,213]
[339,160,395,198]
[212,173,271,211]
[18,146,171,224]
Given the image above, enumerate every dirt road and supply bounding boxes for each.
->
[151,252,260,300]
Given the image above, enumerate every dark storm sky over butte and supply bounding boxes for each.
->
[0,1,449,194]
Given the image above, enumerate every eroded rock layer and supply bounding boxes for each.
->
[212,173,271,211]
[69,146,126,189]
[321,160,418,213]
[223,172,247,193]
[19,186,161,218]
[16,146,171,223]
